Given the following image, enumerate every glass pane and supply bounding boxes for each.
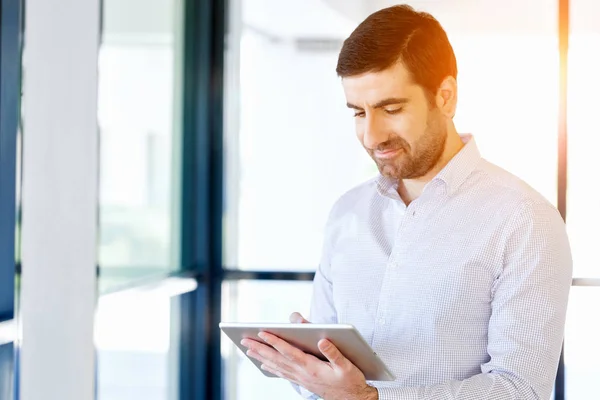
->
[566,0,600,278]
[223,0,559,271]
[222,0,373,271]
[98,0,184,290]
[221,280,313,400]
[0,344,13,399]
[95,288,182,400]
[565,286,600,399]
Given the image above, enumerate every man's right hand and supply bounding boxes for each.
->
[289,312,310,324]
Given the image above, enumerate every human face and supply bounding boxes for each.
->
[342,62,447,180]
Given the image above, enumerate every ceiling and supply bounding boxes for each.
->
[101,0,600,41]
[323,0,560,35]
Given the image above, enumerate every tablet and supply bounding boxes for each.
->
[219,322,395,381]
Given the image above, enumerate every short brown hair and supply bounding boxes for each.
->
[336,5,457,101]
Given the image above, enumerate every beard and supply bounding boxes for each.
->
[367,110,447,180]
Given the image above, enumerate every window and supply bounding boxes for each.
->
[221,281,312,400]
[97,0,185,291]
[223,0,559,272]
[92,0,598,399]
[96,283,187,400]
[565,286,600,399]
[222,0,565,399]
[566,0,600,279]
[95,0,186,399]
[564,1,600,399]
[222,0,372,272]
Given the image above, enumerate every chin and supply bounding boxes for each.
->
[372,152,411,177]
[378,164,402,179]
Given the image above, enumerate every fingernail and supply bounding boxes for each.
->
[258,332,267,342]
[240,339,248,347]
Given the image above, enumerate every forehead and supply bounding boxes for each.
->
[341,62,419,105]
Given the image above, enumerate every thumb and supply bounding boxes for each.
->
[318,339,350,369]
[289,312,310,324]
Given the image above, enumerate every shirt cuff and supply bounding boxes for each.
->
[291,381,321,400]
[299,385,320,400]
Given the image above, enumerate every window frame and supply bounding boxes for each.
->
[0,0,22,397]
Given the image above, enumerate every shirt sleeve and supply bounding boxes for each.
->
[374,200,572,400]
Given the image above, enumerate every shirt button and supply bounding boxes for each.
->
[379,318,386,325]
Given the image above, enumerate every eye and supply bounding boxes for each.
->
[353,111,365,118]
[384,108,403,115]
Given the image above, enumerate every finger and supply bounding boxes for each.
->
[242,338,297,371]
[247,349,296,376]
[261,363,283,378]
[258,332,309,367]
[318,339,350,369]
[289,312,310,324]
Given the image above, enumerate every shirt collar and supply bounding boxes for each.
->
[375,174,400,200]
[375,134,481,199]
[434,134,481,196]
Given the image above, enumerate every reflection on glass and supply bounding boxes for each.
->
[565,286,600,398]
[98,0,184,290]
[95,290,181,400]
[566,0,600,278]
[223,0,559,271]
[221,280,313,400]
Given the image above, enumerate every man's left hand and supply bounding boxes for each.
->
[240,332,378,400]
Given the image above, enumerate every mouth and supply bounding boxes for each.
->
[375,148,403,160]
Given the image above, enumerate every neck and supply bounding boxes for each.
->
[398,128,464,205]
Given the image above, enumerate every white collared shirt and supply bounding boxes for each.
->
[299,135,572,399]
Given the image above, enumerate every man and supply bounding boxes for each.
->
[241,4,572,399]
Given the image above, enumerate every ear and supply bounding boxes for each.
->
[435,76,458,118]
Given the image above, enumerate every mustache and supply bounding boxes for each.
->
[374,138,409,153]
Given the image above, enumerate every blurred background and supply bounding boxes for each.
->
[0,0,598,399]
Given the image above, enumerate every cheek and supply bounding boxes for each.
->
[379,117,408,144]
[390,114,424,142]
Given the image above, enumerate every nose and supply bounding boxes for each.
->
[362,113,388,150]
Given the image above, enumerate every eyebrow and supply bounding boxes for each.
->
[346,97,410,110]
